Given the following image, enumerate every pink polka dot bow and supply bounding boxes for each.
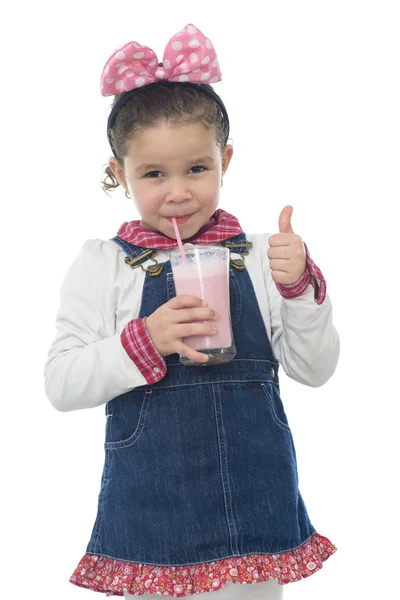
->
[100,23,222,96]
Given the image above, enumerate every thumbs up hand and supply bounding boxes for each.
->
[267,206,307,285]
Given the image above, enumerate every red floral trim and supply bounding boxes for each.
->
[70,533,336,597]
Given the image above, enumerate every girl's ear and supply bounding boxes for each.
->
[222,144,233,176]
[108,157,128,192]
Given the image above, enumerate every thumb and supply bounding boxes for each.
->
[278,205,294,234]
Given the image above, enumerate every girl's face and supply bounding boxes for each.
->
[109,121,233,240]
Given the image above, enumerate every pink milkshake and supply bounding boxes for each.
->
[173,267,231,350]
[170,246,236,366]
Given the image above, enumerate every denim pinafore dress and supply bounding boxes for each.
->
[86,232,316,566]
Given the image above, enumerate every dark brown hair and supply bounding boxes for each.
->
[101,84,229,194]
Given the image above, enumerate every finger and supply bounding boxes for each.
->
[171,307,218,324]
[271,270,295,285]
[174,322,218,339]
[268,233,291,247]
[175,342,210,363]
[267,245,291,260]
[269,259,291,273]
[278,205,294,234]
[167,295,206,310]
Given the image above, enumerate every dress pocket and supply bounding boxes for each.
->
[260,382,291,432]
[105,390,152,450]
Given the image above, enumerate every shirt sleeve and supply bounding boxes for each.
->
[275,243,326,304]
[121,318,167,385]
[261,234,340,387]
[43,239,149,412]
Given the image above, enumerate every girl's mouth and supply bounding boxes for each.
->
[166,214,193,225]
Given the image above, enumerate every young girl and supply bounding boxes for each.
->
[44,24,340,599]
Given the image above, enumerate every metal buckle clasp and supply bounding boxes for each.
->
[222,241,253,271]
[124,249,164,277]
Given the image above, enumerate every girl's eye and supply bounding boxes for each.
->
[144,166,206,178]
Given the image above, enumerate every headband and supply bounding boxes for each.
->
[100,24,230,157]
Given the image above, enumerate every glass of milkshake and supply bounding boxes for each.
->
[170,245,236,366]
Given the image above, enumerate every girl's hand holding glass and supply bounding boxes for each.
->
[145,295,218,363]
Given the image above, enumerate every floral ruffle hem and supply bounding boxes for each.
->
[69,532,337,596]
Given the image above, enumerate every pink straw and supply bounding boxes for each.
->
[172,218,184,252]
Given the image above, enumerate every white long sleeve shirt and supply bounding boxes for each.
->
[44,233,340,412]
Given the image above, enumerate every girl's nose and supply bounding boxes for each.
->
[165,181,191,203]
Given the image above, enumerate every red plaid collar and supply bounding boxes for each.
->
[117,209,243,249]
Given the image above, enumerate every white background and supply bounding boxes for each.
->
[1,1,399,599]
